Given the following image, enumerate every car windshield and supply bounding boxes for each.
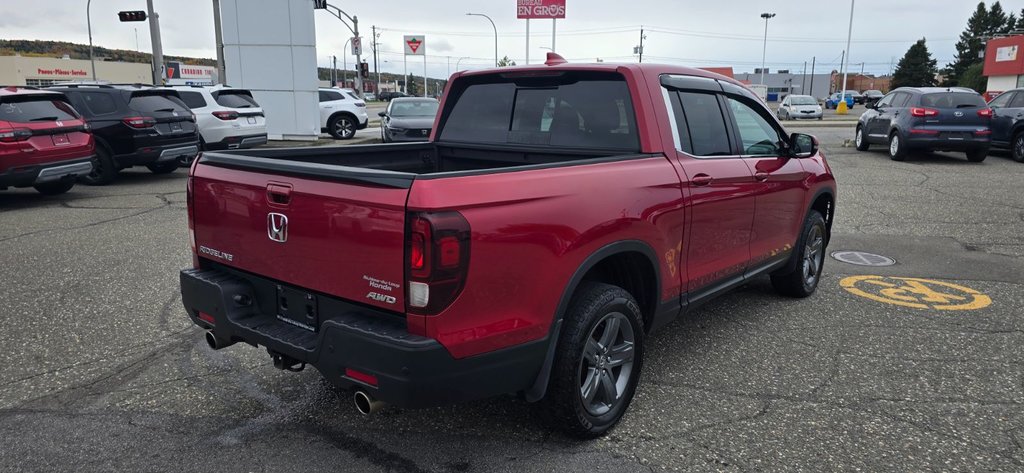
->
[790,96,817,105]
[920,92,986,108]
[865,90,883,96]
[129,93,189,113]
[0,96,78,122]
[391,100,439,117]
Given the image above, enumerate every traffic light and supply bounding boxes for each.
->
[313,0,327,9]
[118,11,147,22]
[359,62,369,79]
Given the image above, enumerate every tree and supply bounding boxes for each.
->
[947,2,989,86]
[988,1,1009,34]
[497,55,516,67]
[893,39,938,89]
[958,63,987,93]
[405,74,420,96]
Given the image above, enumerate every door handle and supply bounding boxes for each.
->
[266,183,292,205]
[691,174,713,186]
[754,172,769,182]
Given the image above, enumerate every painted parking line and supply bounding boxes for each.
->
[840,275,992,311]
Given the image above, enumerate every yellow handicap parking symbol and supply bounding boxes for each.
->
[840,275,992,311]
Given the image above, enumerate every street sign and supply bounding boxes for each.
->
[516,0,566,19]
[118,11,147,22]
[351,36,362,56]
[403,35,425,55]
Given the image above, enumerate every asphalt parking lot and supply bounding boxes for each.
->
[1,126,1022,472]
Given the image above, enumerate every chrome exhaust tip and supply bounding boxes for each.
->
[205,331,233,350]
[353,390,385,416]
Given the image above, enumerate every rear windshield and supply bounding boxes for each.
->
[391,100,438,117]
[129,93,189,113]
[439,72,640,151]
[0,96,78,123]
[214,91,259,108]
[920,92,986,108]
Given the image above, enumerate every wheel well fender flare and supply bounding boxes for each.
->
[779,188,835,274]
[523,240,661,403]
[328,111,357,124]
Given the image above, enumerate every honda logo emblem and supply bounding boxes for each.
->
[267,213,288,242]
[421,129,428,136]
[954,111,964,117]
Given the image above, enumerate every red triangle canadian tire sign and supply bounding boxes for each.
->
[404,35,425,56]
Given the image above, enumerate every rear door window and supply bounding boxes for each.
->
[677,92,732,156]
[891,92,912,107]
[177,91,208,109]
[214,91,259,108]
[0,96,78,123]
[920,93,986,108]
[988,92,1014,108]
[439,73,639,151]
[79,92,118,116]
[129,94,189,113]
[1007,93,1024,109]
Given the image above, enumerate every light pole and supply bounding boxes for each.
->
[466,13,498,67]
[839,0,855,112]
[759,12,776,85]
[318,3,362,97]
[455,56,470,71]
[87,0,96,80]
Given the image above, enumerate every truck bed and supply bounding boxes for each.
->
[200,142,640,188]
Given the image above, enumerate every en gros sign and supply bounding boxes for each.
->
[517,0,566,19]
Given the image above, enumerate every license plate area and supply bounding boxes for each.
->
[944,132,968,140]
[170,122,183,132]
[276,284,318,332]
[51,134,69,145]
[247,117,257,124]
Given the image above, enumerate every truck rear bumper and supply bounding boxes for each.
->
[179,266,547,408]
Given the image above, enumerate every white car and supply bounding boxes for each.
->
[319,88,369,139]
[167,85,268,151]
[777,94,823,121]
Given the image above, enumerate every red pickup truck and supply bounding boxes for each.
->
[180,55,836,437]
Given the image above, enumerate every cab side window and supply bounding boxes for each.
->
[725,97,784,156]
[676,92,732,157]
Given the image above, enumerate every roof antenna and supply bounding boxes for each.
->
[545,52,567,66]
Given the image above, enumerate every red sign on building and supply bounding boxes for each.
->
[517,0,566,19]
[983,35,1024,77]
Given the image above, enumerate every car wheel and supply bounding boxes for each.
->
[966,147,988,163]
[888,131,907,161]
[771,210,827,298]
[79,147,118,186]
[146,162,179,174]
[328,115,356,140]
[1012,133,1024,163]
[855,126,870,151]
[545,281,644,439]
[33,180,75,195]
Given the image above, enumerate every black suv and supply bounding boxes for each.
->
[378,91,407,101]
[855,87,992,162]
[983,88,1024,162]
[44,84,200,184]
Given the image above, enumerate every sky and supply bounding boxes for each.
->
[0,0,994,81]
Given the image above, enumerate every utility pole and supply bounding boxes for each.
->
[372,25,380,94]
[837,50,845,92]
[146,0,165,85]
[801,61,807,93]
[333,55,338,87]
[638,26,645,63]
[839,0,855,106]
[213,0,225,84]
[87,0,96,80]
[809,56,816,97]
[320,3,362,97]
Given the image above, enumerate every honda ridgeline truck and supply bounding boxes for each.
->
[180,54,836,437]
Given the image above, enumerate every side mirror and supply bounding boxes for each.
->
[378,111,387,117]
[789,133,818,158]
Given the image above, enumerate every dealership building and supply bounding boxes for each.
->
[0,55,153,86]
[983,34,1024,98]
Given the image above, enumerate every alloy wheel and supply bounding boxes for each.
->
[889,135,899,157]
[1014,135,1024,162]
[335,118,355,139]
[802,224,824,287]
[578,312,635,416]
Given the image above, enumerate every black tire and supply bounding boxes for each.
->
[33,180,75,195]
[966,148,988,162]
[328,114,356,140]
[544,282,644,439]
[771,210,827,298]
[146,162,179,174]
[888,131,907,161]
[855,126,870,151]
[79,147,118,185]
[1013,132,1024,163]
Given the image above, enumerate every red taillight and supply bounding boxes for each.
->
[0,128,32,142]
[975,129,992,135]
[406,211,470,315]
[977,108,993,118]
[122,116,156,128]
[344,368,379,387]
[909,128,939,135]
[187,175,198,268]
[197,311,215,325]
[212,110,239,121]
[910,107,939,117]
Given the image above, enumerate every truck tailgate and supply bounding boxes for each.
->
[190,156,410,312]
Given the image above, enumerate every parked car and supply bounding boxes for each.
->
[981,88,1024,162]
[824,92,855,109]
[363,93,377,101]
[319,88,368,139]
[777,94,823,120]
[855,87,992,162]
[45,84,199,184]
[164,85,267,155]
[862,90,885,106]
[847,90,865,104]
[378,91,407,101]
[0,86,94,195]
[180,57,836,437]
[379,97,439,142]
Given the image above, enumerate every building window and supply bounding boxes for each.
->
[1016,75,1024,88]
[25,79,58,87]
